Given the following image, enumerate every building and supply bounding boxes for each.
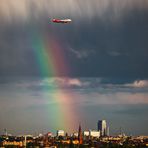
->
[98,120,107,136]
[83,130,100,138]
[57,130,65,137]
[73,132,78,137]
[2,141,23,147]
[89,130,100,138]
[47,132,53,137]
[83,131,89,137]
[78,124,83,144]
[107,126,110,136]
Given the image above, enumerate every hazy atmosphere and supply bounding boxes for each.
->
[0,0,148,136]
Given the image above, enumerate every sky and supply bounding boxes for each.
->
[0,0,148,136]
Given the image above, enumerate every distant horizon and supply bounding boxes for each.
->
[0,77,148,136]
[0,0,148,137]
[1,121,148,137]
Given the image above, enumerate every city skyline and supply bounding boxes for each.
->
[0,0,148,136]
[0,119,133,137]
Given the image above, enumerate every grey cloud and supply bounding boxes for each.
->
[1,77,148,91]
[1,0,148,23]
[0,77,148,135]
[1,77,148,99]
[0,2,148,78]
[69,48,95,59]
[125,80,148,88]
[107,50,128,57]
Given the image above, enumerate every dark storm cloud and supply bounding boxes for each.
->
[0,0,148,78]
[65,10,148,78]
[1,0,148,22]
[0,24,41,76]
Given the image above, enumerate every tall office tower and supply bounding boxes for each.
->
[78,124,83,144]
[4,129,7,136]
[98,120,107,136]
[107,126,110,136]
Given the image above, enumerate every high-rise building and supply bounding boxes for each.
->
[107,126,109,136]
[4,129,7,136]
[98,120,107,136]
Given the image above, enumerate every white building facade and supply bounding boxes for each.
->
[98,120,107,136]
[57,130,65,137]
[83,130,100,138]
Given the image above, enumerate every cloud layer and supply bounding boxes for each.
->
[0,77,148,135]
[126,80,148,88]
[1,77,148,105]
[0,1,148,78]
[1,0,148,22]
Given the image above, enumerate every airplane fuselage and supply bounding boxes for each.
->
[52,19,72,23]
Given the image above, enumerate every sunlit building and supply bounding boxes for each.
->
[57,130,65,137]
[98,120,107,136]
[83,130,100,138]
[89,130,100,138]
[73,132,78,137]
[83,131,89,137]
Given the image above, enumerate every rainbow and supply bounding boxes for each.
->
[30,30,78,132]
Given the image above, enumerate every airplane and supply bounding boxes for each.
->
[52,18,72,24]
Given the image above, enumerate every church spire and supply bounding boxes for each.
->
[78,123,83,144]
